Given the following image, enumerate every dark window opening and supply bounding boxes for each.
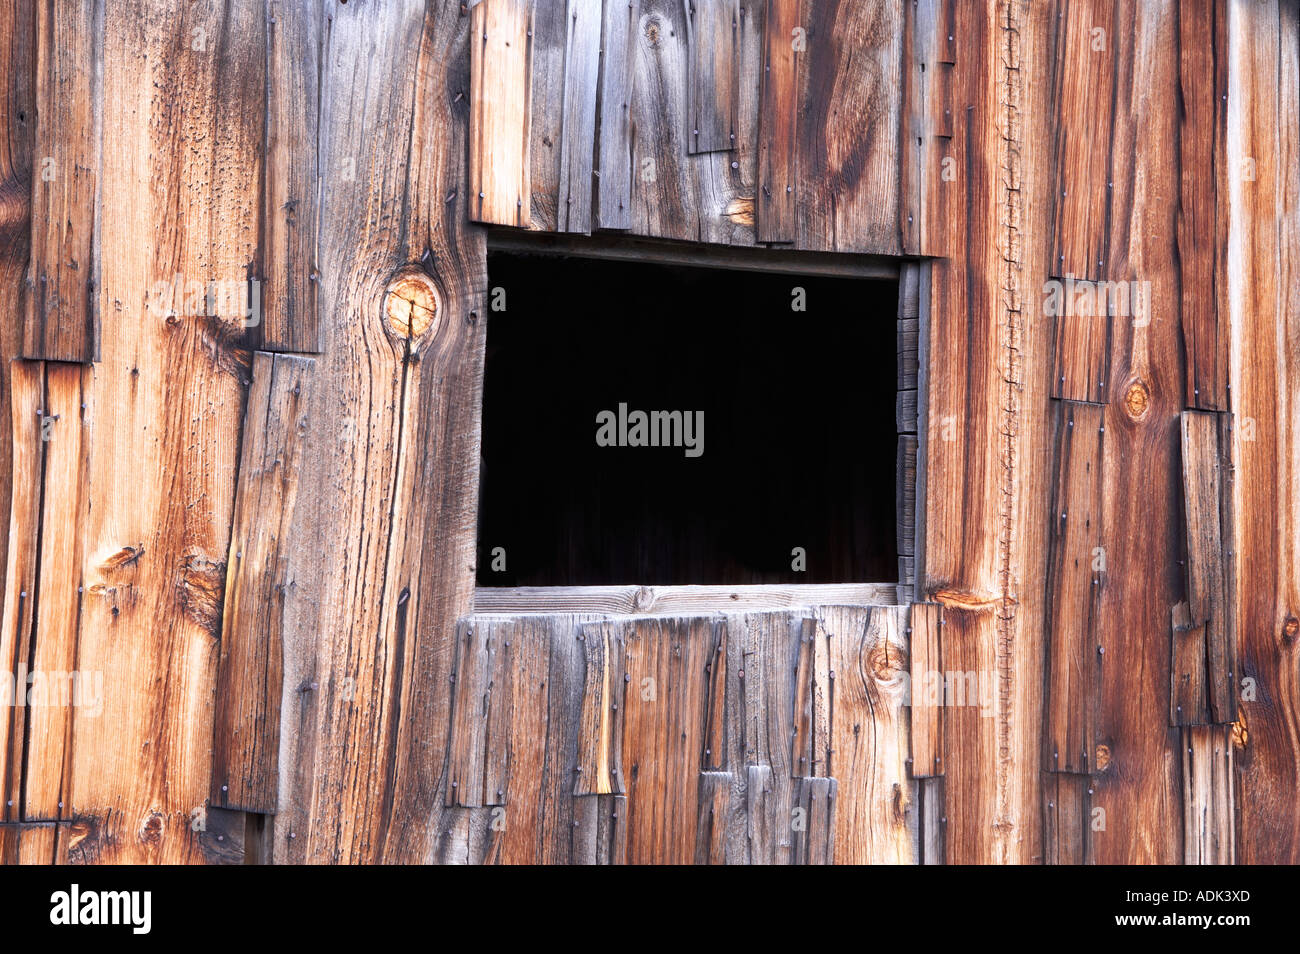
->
[477,250,899,586]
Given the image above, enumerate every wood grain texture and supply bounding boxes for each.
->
[470,0,532,227]
[571,793,627,864]
[1231,0,1300,864]
[22,0,101,362]
[1181,724,1233,864]
[0,362,44,822]
[620,614,720,863]
[0,1,35,777]
[908,601,942,779]
[475,583,899,614]
[271,0,487,863]
[825,604,914,864]
[1044,401,1105,774]
[1043,772,1092,864]
[1170,600,1209,726]
[693,770,736,863]
[260,0,321,352]
[573,619,626,795]
[686,0,739,154]
[791,616,828,777]
[1179,409,1236,724]
[23,362,88,821]
[1086,0,1186,864]
[446,618,512,807]
[64,0,264,864]
[529,0,600,232]
[1176,0,1229,411]
[0,823,58,864]
[792,774,836,864]
[622,0,762,245]
[755,0,798,241]
[593,0,640,229]
[1048,0,1116,280]
[211,352,314,813]
[1049,278,1113,403]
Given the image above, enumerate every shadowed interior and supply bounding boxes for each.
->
[478,250,899,585]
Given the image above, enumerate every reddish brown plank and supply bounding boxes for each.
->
[1045,401,1105,774]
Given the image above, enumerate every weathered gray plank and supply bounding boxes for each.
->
[686,0,739,154]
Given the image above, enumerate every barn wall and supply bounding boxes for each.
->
[0,0,1294,864]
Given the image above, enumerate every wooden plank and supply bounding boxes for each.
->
[211,352,314,813]
[530,0,600,232]
[475,583,899,615]
[744,763,781,863]
[270,1,487,864]
[65,0,264,864]
[0,0,36,825]
[1088,0,1186,863]
[556,0,600,231]
[1049,277,1113,403]
[447,617,513,808]
[939,603,1002,864]
[686,0,739,154]
[896,388,917,434]
[1182,724,1234,864]
[795,0,906,252]
[1045,401,1105,773]
[435,807,503,865]
[1043,772,1092,865]
[693,770,734,864]
[593,0,640,229]
[918,775,943,864]
[908,602,942,778]
[825,605,914,864]
[23,362,87,820]
[1049,0,1116,280]
[573,620,626,795]
[897,436,917,560]
[0,823,57,865]
[57,805,249,865]
[621,0,762,245]
[792,775,836,864]
[571,793,627,865]
[1177,0,1229,410]
[493,614,568,864]
[0,362,44,822]
[790,616,829,777]
[1233,0,1300,864]
[755,0,798,241]
[1170,601,1209,726]
[620,614,720,863]
[470,0,532,226]
[1180,410,1236,724]
[261,0,321,352]
[22,0,101,362]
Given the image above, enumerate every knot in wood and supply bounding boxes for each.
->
[1094,743,1111,771]
[385,270,441,341]
[1123,381,1149,420]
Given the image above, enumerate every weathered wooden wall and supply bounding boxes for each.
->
[0,0,1295,864]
